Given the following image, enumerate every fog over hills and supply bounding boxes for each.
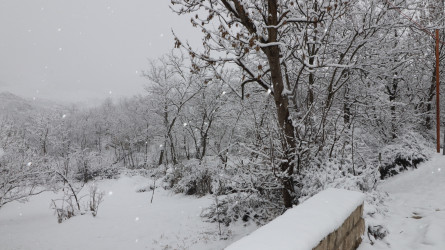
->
[0,91,66,118]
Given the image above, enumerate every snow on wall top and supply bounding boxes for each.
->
[225,188,365,250]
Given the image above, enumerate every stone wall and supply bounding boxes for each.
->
[313,203,365,250]
[225,188,365,250]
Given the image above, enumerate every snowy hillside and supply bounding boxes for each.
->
[0,91,64,118]
[0,92,34,116]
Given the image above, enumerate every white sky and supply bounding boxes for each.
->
[0,0,201,105]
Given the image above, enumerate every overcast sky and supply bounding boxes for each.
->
[0,0,201,105]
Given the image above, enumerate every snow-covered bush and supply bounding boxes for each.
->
[0,150,51,208]
[202,192,282,227]
[378,131,433,179]
[51,182,105,223]
[163,163,186,190]
[298,157,379,199]
[164,159,216,196]
[51,199,76,224]
[73,151,120,182]
[198,156,286,226]
[88,184,105,217]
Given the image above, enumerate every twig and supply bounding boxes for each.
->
[150,177,156,204]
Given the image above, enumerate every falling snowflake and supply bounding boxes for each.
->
[135,217,139,222]
[62,114,66,118]
[57,28,62,32]
[183,123,187,127]
[109,91,112,95]
[160,33,164,37]
[222,91,226,95]
[267,89,272,94]
[108,191,113,196]
[26,162,32,167]
[58,48,63,51]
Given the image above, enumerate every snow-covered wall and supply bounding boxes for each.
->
[225,188,365,250]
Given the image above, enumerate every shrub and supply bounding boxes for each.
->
[378,131,433,179]
[169,160,215,196]
[88,184,105,217]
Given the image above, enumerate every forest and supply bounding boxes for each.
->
[0,0,444,247]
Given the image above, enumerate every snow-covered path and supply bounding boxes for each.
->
[359,154,445,250]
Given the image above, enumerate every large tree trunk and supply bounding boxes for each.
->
[264,0,297,208]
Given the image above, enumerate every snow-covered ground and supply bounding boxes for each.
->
[0,176,256,250]
[2,154,445,250]
[360,153,445,250]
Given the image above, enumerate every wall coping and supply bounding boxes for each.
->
[225,188,365,250]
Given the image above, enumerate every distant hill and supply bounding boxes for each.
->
[0,92,34,115]
[0,92,65,119]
